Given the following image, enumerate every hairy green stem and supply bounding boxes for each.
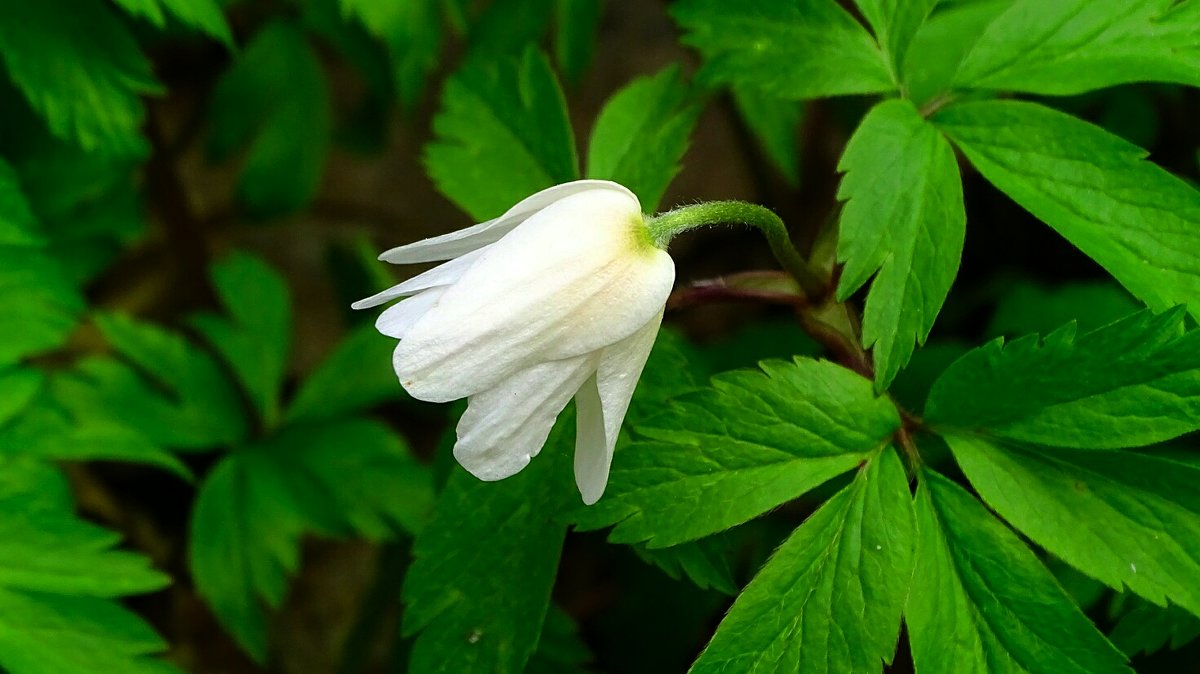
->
[645,201,825,299]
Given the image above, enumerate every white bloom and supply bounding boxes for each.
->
[353,180,675,504]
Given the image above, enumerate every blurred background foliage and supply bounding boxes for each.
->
[0,0,1198,673]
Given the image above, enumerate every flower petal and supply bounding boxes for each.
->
[351,247,487,310]
[394,188,673,403]
[454,355,596,481]
[378,180,638,264]
[375,288,446,339]
[573,311,663,504]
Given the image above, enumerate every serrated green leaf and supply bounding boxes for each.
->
[836,99,965,390]
[402,432,570,674]
[732,87,803,186]
[632,535,737,595]
[901,0,1010,105]
[586,65,699,211]
[191,419,429,661]
[554,0,602,85]
[927,309,1200,448]
[190,252,291,429]
[285,323,403,424]
[340,0,441,107]
[953,0,1200,95]
[573,358,900,547]
[208,21,331,215]
[0,0,160,155]
[1110,599,1200,657]
[0,159,41,246]
[986,281,1139,338]
[671,0,894,100]
[112,0,233,45]
[946,433,1200,622]
[54,312,247,450]
[936,100,1200,320]
[851,0,937,71]
[425,48,578,221]
[691,447,913,674]
[0,248,83,365]
[906,470,1132,674]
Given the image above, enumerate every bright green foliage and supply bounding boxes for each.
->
[426,48,578,221]
[947,434,1200,620]
[954,0,1200,95]
[836,99,965,389]
[906,470,1132,674]
[851,0,938,72]
[901,0,1010,105]
[0,0,160,156]
[671,0,894,100]
[54,313,247,450]
[403,456,569,674]
[0,460,178,674]
[937,100,1200,321]
[587,65,700,211]
[340,0,441,107]
[632,536,738,595]
[554,0,603,84]
[927,309,1200,448]
[285,323,404,424]
[0,160,83,365]
[191,419,431,662]
[733,87,803,185]
[691,448,914,674]
[112,0,233,45]
[190,252,292,430]
[208,21,332,215]
[574,357,900,547]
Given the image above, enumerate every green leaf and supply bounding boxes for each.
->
[632,535,738,595]
[851,0,938,71]
[1110,599,1200,657]
[0,366,42,427]
[936,100,1200,320]
[425,48,578,221]
[0,159,41,246]
[836,99,965,389]
[527,605,593,674]
[946,433,1200,621]
[953,0,1200,95]
[285,323,403,424]
[403,435,570,674]
[340,0,441,107]
[690,447,914,674]
[0,248,83,365]
[732,87,803,186]
[0,0,160,155]
[554,0,603,84]
[208,21,331,215]
[466,0,554,57]
[906,470,1132,674]
[901,0,1010,105]
[927,309,1200,448]
[53,312,247,450]
[112,0,233,45]
[586,65,700,212]
[986,280,1140,338]
[190,252,291,429]
[0,459,178,674]
[191,419,430,661]
[671,0,894,100]
[573,357,901,547]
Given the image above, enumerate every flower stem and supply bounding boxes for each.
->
[645,201,826,299]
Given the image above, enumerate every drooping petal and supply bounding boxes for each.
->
[393,188,674,403]
[573,311,664,504]
[378,180,638,264]
[375,288,446,338]
[454,355,596,481]
[351,247,487,310]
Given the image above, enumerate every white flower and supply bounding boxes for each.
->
[353,180,675,504]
